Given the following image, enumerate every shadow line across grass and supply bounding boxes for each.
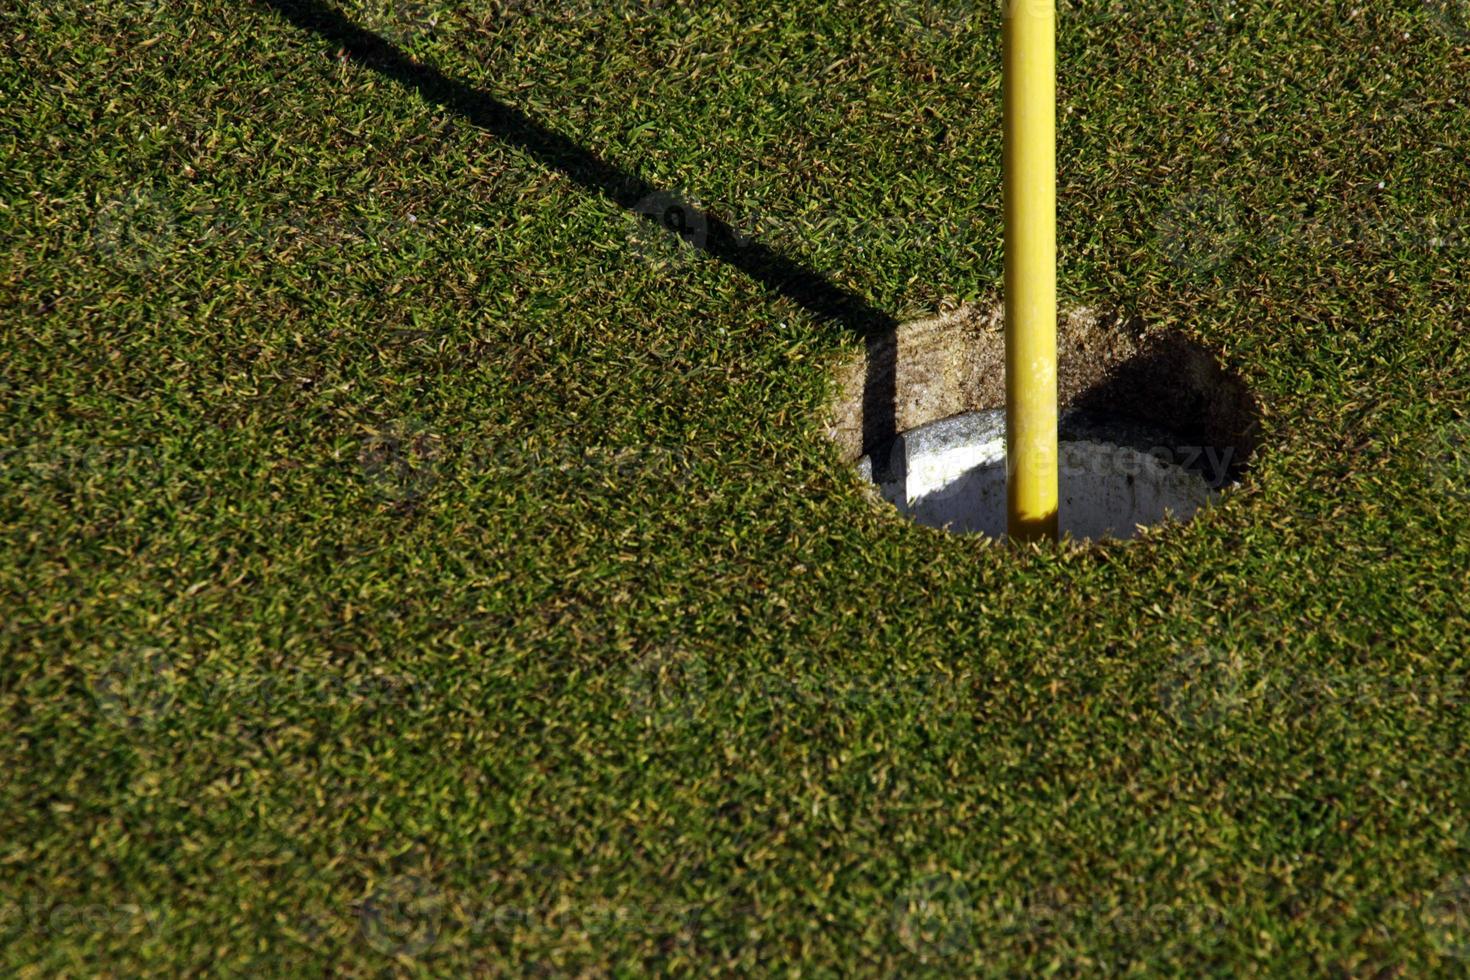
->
[251,0,902,454]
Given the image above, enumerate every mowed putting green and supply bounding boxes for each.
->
[3,0,1469,974]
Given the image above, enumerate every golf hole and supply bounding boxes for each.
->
[829,305,1261,543]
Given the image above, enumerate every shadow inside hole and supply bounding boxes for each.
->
[858,330,1262,541]
[1065,326,1261,485]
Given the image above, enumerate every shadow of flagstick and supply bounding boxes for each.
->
[250,0,900,456]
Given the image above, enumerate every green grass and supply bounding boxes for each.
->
[3,0,1469,973]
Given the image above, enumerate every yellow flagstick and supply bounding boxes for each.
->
[1003,0,1060,542]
